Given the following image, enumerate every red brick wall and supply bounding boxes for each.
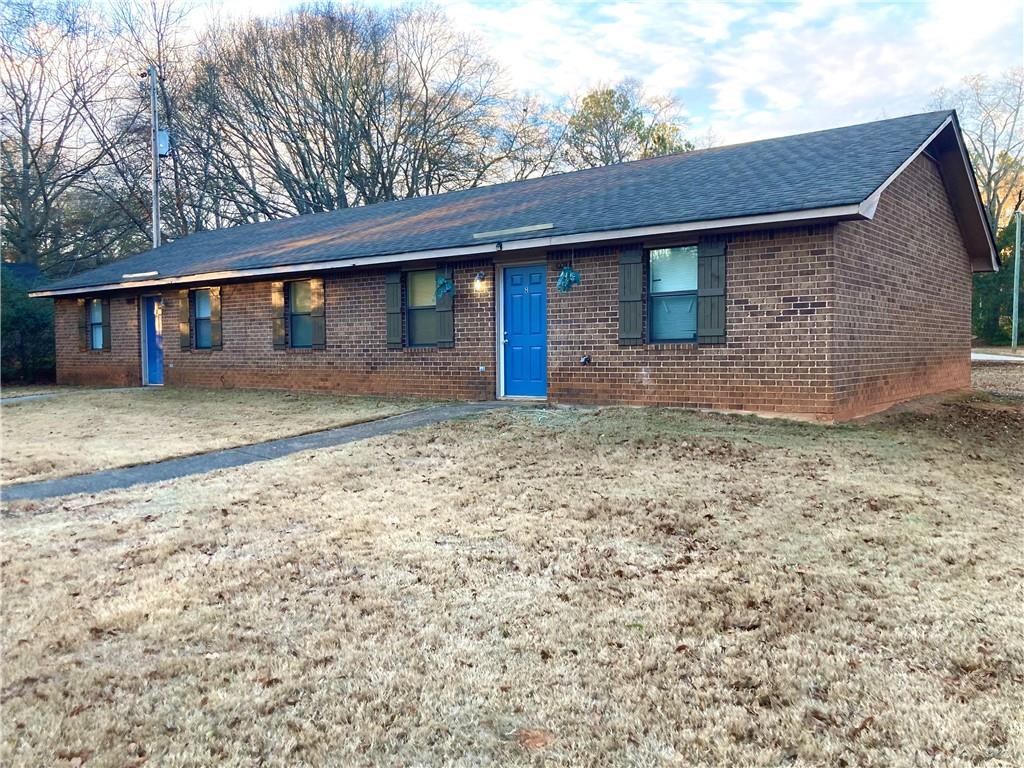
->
[161,260,496,400]
[54,295,142,386]
[546,225,837,417]
[833,154,973,419]
[159,226,840,418]
[50,155,975,420]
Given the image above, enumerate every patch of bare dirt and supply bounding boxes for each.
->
[973,362,1024,399]
[875,393,1023,464]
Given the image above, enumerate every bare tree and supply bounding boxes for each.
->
[182,4,520,220]
[933,68,1024,228]
[1,0,138,273]
[380,5,502,198]
[486,95,566,182]
[80,0,208,242]
[204,7,363,215]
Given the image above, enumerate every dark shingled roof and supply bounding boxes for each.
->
[40,110,955,293]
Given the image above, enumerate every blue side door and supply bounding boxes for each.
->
[144,296,164,385]
[503,264,547,397]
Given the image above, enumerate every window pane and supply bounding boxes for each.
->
[408,307,437,346]
[90,325,104,350]
[408,270,436,308]
[195,318,212,349]
[290,281,312,314]
[650,246,697,294]
[650,294,697,341]
[290,314,313,348]
[194,289,211,320]
[89,299,103,323]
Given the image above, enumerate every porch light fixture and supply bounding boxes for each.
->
[474,271,486,291]
[122,270,159,279]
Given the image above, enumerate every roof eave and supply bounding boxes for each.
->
[29,203,867,298]
[947,113,1000,272]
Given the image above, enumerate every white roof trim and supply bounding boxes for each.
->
[859,116,953,220]
[30,203,864,297]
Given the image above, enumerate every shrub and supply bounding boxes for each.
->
[2,268,54,383]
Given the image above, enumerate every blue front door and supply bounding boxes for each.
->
[503,264,547,397]
[144,296,164,385]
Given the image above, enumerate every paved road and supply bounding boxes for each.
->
[2,402,512,503]
[972,351,1024,363]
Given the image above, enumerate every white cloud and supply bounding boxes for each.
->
[433,0,1019,144]
[182,0,1019,146]
[701,0,1018,142]
[444,0,628,96]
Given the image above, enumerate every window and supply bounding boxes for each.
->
[88,298,104,350]
[288,280,314,348]
[271,279,323,350]
[193,289,212,349]
[649,246,698,342]
[406,270,437,346]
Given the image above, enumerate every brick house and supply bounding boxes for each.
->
[32,111,997,421]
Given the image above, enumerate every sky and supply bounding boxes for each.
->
[207,0,1023,145]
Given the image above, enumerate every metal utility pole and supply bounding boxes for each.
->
[146,64,160,249]
[1013,209,1022,351]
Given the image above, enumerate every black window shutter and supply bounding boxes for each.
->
[100,298,111,351]
[210,286,223,350]
[435,264,454,348]
[697,237,727,344]
[310,278,325,349]
[618,245,644,345]
[271,281,286,349]
[77,298,89,351]
[179,289,191,351]
[385,271,402,349]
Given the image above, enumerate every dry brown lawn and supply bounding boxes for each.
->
[0,387,431,485]
[2,383,1022,766]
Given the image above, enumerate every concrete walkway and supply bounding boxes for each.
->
[1,392,60,403]
[2,402,510,503]
[972,351,1024,363]
[1,387,136,404]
